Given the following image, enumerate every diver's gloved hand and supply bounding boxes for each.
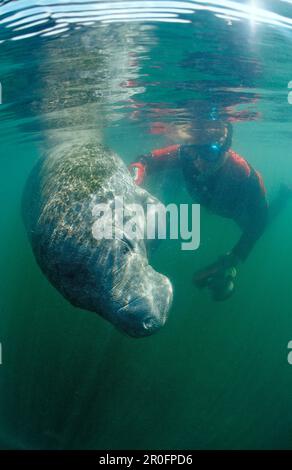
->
[128,161,146,186]
[193,252,239,301]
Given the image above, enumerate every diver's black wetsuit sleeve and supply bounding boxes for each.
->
[231,171,268,262]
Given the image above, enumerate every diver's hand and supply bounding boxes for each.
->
[128,162,146,185]
[193,253,239,301]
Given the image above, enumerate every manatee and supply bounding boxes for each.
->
[22,138,173,337]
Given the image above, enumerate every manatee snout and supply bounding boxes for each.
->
[115,270,173,338]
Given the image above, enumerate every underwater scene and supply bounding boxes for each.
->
[1,0,292,451]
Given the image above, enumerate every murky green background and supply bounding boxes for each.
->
[1,2,292,450]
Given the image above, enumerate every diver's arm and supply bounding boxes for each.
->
[194,169,268,301]
[129,144,181,185]
[193,220,265,302]
[232,173,268,263]
[231,219,267,263]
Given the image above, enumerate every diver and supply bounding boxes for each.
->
[129,120,289,301]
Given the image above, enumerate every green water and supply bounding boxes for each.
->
[1,2,292,450]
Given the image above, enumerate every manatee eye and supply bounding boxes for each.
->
[121,237,134,254]
[121,243,131,255]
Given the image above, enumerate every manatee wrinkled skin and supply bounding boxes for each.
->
[23,139,173,337]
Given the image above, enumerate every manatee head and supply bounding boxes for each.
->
[94,237,173,338]
[89,188,173,338]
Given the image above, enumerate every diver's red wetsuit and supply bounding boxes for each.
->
[131,144,268,262]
